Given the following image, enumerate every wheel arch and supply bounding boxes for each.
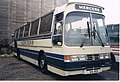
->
[38,50,45,58]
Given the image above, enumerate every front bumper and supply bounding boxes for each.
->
[63,66,111,76]
[48,65,111,76]
[47,59,111,76]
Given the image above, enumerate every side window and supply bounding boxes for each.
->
[54,22,63,35]
[19,26,24,38]
[52,12,63,46]
[107,25,113,33]
[30,19,39,36]
[39,12,53,34]
[24,23,30,37]
[17,29,20,38]
[114,24,119,33]
[15,30,18,39]
[14,30,17,39]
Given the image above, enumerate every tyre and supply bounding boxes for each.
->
[38,54,48,73]
[17,53,21,60]
[17,49,21,60]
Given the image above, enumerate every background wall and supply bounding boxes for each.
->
[0,0,68,42]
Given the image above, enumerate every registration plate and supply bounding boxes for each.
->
[84,68,102,74]
[90,70,98,74]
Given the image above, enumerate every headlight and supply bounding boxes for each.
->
[99,54,104,59]
[104,53,111,58]
[71,56,79,62]
[64,55,87,62]
[79,55,87,61]
[99,53,110,59]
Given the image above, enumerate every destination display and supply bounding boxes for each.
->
[75,4,102,13]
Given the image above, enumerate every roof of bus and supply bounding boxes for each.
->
[54,2,104,14]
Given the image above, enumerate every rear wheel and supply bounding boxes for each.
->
[17,49,21,60]
[38,54,48,73]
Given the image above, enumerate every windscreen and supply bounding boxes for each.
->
[65,11,108,46]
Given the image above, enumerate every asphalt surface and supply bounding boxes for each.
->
[0,56,119,80]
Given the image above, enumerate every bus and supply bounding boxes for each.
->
[107,24,120,63]
[13,2,111,76]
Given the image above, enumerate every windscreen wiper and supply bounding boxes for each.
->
[87,22,90,39]
[80,22,90,47]
[96,30,104,47]
[93,25,104,47]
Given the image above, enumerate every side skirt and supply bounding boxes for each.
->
[20,54,39,66]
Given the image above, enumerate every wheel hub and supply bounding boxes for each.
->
[40,60,44,68]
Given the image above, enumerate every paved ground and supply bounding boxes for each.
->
[0,56,119,80]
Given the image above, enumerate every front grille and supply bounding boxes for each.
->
[87,54,99,61]
[87,55,93,60]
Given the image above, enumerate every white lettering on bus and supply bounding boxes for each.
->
[21,40,34,46]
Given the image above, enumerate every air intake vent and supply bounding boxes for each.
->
[87,54,99,60]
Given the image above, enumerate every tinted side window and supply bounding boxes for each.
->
[15,29,19,38]
[55,12,63,22]
[39,12,53,34]
[24,23,30,37]
[17,29,20,38]
[107,25,113,33]
[19,26,24,38]
[30,19,39,36]
[114,24,119,33]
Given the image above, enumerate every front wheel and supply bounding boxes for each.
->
[39,55,48,73]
